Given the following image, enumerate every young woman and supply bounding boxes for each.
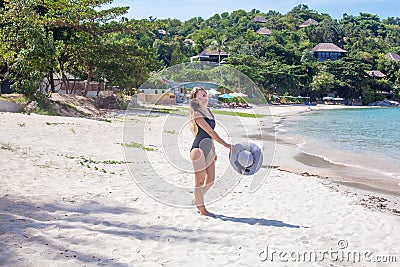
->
[189,87,234,216]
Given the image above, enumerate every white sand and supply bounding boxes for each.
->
[1,107,400,266]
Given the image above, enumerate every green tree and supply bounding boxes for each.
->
[311,64,335,94]
[0,0,55,97]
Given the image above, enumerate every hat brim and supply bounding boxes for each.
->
[229,142,263,175]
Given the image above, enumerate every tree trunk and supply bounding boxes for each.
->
[84,70,92,97]
[96,82,102,98]
[59,62,70,94]
[49,70,56,93]
[62,72,68,94]
[0,60,10,96]
[68,75,76,95]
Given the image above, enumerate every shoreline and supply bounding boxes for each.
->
[265,104,400,215]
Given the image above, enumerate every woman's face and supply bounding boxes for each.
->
[194,89,208,107]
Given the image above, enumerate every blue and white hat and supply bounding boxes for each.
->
[229,142,263,175]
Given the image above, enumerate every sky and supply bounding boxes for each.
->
[105,0,400,21]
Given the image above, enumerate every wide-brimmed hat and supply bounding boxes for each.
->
[229,142,263,175]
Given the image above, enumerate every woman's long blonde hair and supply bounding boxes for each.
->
[189,87,206,136]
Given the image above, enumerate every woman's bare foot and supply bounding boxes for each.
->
[196,205,214,216]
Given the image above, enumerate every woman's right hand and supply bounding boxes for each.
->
[227,144,235,153]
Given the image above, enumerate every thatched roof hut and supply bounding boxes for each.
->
[311,43,347,53]
[255,27,272,35]
[385,52,400,61]
[312,43,347,61]
[299,18,319,28]
[367,70,386,78]
[253,16,267,23]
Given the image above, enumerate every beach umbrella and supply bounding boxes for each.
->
[218,93,234,99]
[229,92,248,97]
[207,89,221,95]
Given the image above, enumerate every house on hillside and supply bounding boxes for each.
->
[253,16,267,23]
[299,18,319,28]
[367,70,394,100]
[385,52,400,61]
[197,48,229,64]
[312,43,347,62]
[156,29,167,39]
[367,70,386,78]
[255,27,272,35]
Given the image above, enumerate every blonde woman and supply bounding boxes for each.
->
[189,87,234,216]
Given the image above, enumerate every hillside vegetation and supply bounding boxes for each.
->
[1,1,400,104]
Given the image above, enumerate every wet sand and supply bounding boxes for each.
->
[266,104,400,215]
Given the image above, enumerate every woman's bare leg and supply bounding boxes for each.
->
[202,159,215,195]
[190,148,212,215]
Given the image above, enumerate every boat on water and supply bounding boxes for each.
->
[368,99,399,107]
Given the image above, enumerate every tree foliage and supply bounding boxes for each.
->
[0,0,160,97]
[1,1,400,103]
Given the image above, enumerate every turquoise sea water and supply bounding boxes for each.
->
[281,107,400,181]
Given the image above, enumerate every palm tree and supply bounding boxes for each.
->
[210,34,227,66]
[209,34,228,91]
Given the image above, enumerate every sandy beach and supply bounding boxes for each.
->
[1,104,400,266]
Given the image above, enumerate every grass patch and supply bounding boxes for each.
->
[120,141,155,151]
[58,154,134,175]
[211,110,268,118]
[18,123,26,127]
[58,154,133,164]
[46,122,65,125]
[150,107,179,114]
[1,143,16,151]
[13,96,30,104]
[177,106,268,118]
[164,130,178,134]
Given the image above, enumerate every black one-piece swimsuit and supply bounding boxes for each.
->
[190,109,215,157]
